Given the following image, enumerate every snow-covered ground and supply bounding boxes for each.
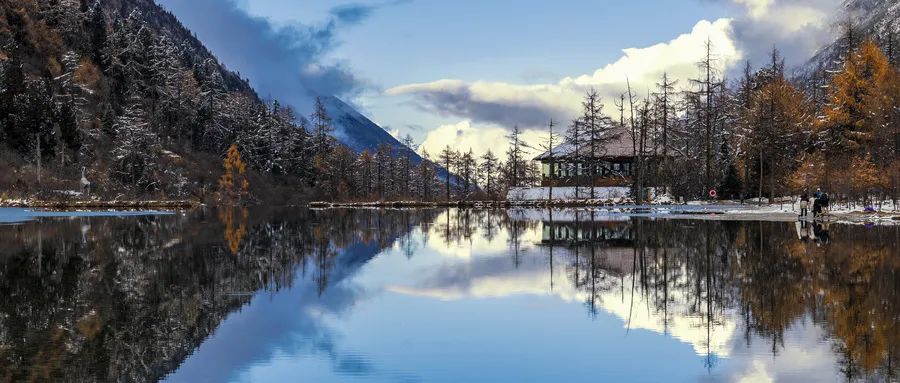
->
[504,189,899,225]
[716,198,899,225]
[508,187,635,201]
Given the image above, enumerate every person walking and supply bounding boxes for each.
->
[799,193,809,218]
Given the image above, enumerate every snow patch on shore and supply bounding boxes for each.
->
[507,187,633,201]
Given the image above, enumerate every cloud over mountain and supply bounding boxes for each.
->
[723,0,842,67]
[157,0,374,114]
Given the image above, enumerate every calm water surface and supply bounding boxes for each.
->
[0,207,898,382]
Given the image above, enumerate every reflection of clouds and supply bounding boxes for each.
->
[595,274,736,358]
[167,210,878,382]
[386,257,583,302]
[734,360,774,383]
[425,210,541,259]
[711,320,840,383]
[393,228,739,359]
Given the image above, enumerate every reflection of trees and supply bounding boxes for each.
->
[810,225,899,380]
[0,208,438,382]
[525,212,899,380]
[218,207,248,254]
[735,222,810,356]
[3,207,894,382]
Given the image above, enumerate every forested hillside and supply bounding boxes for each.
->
[1,0,897,205]
[0,0,443,204]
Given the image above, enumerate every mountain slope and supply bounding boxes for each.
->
[803,0,899,73]
[324,96,417,158]
[0,0,431,202]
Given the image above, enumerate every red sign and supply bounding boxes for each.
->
[709,189,717,198]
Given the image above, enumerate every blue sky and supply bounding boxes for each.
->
[157,0,842,157]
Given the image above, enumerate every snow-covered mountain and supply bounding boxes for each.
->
[802,0,899,74]
[323,96,423,161]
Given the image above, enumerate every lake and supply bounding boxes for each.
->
[0,207,897,382]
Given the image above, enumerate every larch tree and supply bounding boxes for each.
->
[218,143,249,203]
[538,119,560,203]
[439,145,456,201]
[505,125,528,188]
[566,118,585,199]
[745,49,812,202]
[479,150,500,199]
[653,72,677,192]
[581,89,615,199]
[820,39,894,178]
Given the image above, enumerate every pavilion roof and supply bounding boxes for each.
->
[533,129,635,161]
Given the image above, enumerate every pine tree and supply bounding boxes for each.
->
[86,2,107,64]
[111,87,160,189]
[56,101,81,155]
[311,96,334,156]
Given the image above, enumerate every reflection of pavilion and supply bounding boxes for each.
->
[541,220,633,246]
[538,216,637,276]
[535,216,735,360]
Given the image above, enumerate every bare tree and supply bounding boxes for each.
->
[538,119,560,203]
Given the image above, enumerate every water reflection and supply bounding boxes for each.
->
[0,208,896,382]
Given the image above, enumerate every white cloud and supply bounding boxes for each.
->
[387,19,740,130]
[390,1,840,153]
[418,120,548,159]
[734,0,776,18]
[725,0,840,67]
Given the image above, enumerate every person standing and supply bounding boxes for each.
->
[813,187,823,218]
[799,193,809,218]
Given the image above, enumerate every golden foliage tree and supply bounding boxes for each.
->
[746,73,812,200]
[218,143,249,203]
[849,154,886,203]
[789,152,826,193]
[820,39,893,161]
[217,207,248,254]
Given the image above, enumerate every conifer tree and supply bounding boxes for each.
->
[218,143,250,203]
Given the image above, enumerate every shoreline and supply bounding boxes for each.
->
[309,200,900,225]
[0,199,199,209]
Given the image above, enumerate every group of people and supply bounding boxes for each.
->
[799,188,829,219]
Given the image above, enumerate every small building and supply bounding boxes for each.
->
[534,130,646,187]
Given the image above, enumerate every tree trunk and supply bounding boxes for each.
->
[758,152,763,207]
